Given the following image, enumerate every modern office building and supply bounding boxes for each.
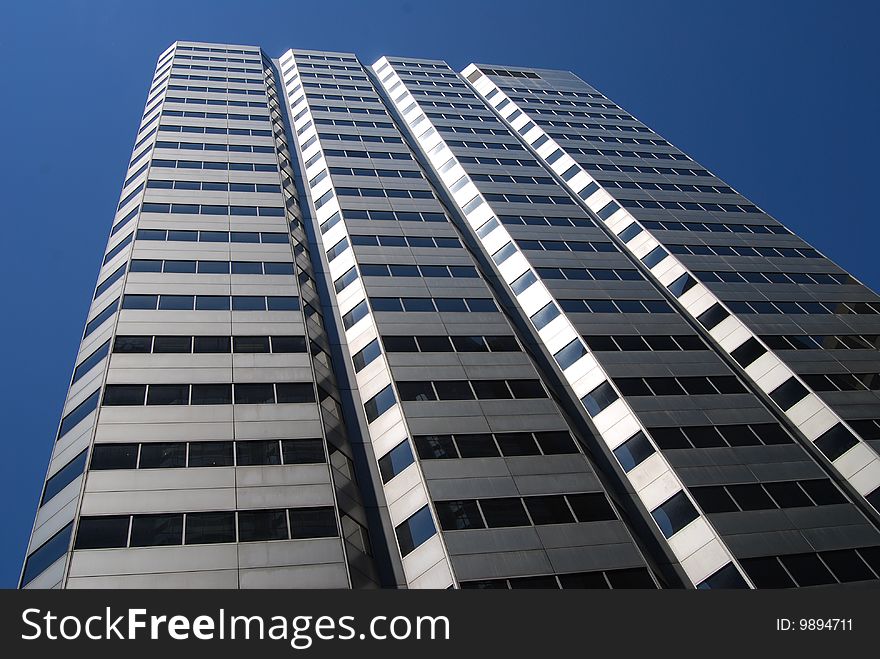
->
[20,41,880,590]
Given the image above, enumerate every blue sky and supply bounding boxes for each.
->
[0,0,877,587]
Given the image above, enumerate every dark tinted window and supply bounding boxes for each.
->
[496,432,539,456]
[414,434,458,459]
[236,440,281,466]
[191,383,232,405]
[524,496,575,524]
[233,336,270,353]
[90,444,138,470]
[234,383,275,404]
[651,491,698,538]
[193,336,231,353]
[153,336,192,353]
[480,498,530,527]
[534,431,577,455]
[114,335,152,353]
[129,514,183,546]
[395,505,435,555]
[289,507,338,539]
[146,384,189,405]
[281,439,326,464]
[276,383,316,403]
[188,441,234,467]
[436,500,484,530]
[378,441,415,483]
[238,509,288,542]
[139,442,186,468]
[103,384,146,406]
[455,434,498,458]
[185,512,236,544]
[75,516,130,549]
[271,336,307,353]
[567,493,616,522]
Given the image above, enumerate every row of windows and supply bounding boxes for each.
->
[152,158,276,172]
[335,187,435,200]
[359,263,479,279]
[801,372,880,393]
[762,334,879,351]
[169,73,262,84]
[159,124,273,137]
[649,422,793,450]
[515,238,617,253]
[445,138,524,152]
[597,179,734,196]
[315,118,392,129]
[165,96,265,109]
[540,128,671,148]
[554,145,691,162]
[161,109,270,122]
[121,294,299,311]
[742,548,880,588]
[382,334,521,354]
[505,88,605,100]
[90,438,325,470]
[114,334,306,354]
[174,53,261,64]
[458,155,540,168]
[171,63,261,75]
[74,507,338,550]
[302,81,371,93]
[668,243,822,259]
[483,191,575,206]
[167,84,265,96]
[300,71,368,83]
[141,202,284,216]
[319,148,412,163]
[327,166,424,182]
[367,296,498,313]
[498,214,594,228]
[459,566,656,589]
[103,382,316,406]
[725,299,880,316]
[692,478,847,515]
[146,179,281,194]
[437,125,512,137]
[349,233,460,249]
[556,298,674,314]
[414,430,578,460]
[176,45,260,55]
[697,270,854,286]
[583,334,707,352]
[316,132,403,145]
[577,160,712,179]
[615,375,747,397]
[154,140,275,153]
[426,111,499,124]
[302,91,377,104]
[436,492,617,531]
[534,117,650,133]
[136,228,287,243]
[639,219,790,235]
[536,266,643,282]
[396,378,547,402]
[130,259,294,275]
[340,208,447,223]
[311,104,386,118]
[622,197,767,214]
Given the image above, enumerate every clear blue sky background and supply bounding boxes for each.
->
[0,0,877,588]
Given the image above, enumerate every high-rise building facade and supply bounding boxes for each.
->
[20,41,880,590]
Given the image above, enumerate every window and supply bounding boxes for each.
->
[90,444,138,470]
[139,442,186,468]
[41,449,88,504]
[691,485,739,513]
[436,500,484,530]
[395,505,436,555]
[21,523,73,587]
[814,424,859,461]
[191,384,232,405]
[72,341,111,383]
[194,336,231,353]
[378,441,414,483]
[364,384,396,422]
[697,303,729,330]
[237,440,281,466]
[342,300,368,329]
[290,507,338,539]
[146,384,189,405]
[352,338,381,372]
[511,270,537,294]
[769,378,809,410]
[129,514,183,546]
[696,563,749,589]
[234,383,275,404]
[555,339,587,370]
[188,441,234,467]
[153,336,192,353]
[282,439,326,464]
[75,516,130,549]
[272,336,307,353]
[276,383,316,403]
[525,496,575,525]
[414,434,458,460]
[741,556,796,588]
[531,302,560,329]
[613,431,654,472]
[398,381,436,401]
[103,384,146,406]
[185,511,236,544]
[731,338,766,367]
[480,498,530,527]
[434,380,475,400]
[581,381,618,417]
[641,246,668,268]
[567,493,616,522]
[651,491,699,538]
[496,432,540,456]
[238,509,288,542]
[535,431,578,455]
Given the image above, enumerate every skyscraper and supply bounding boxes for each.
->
[20,41,880,590]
